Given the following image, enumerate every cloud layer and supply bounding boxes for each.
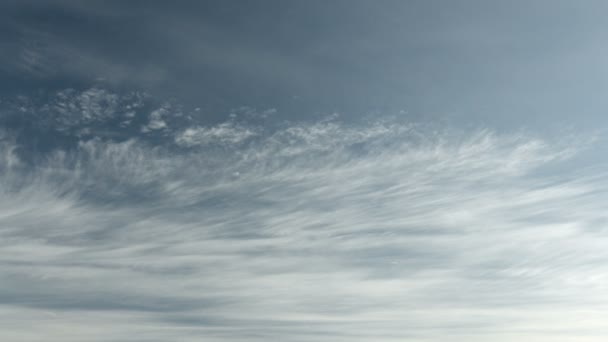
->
[1,93,607,341]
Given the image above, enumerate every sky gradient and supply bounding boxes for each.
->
[2,1,608,341]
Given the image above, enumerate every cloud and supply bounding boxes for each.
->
[1,107,606,341]
[141,106,170,133]
[2,88,149,138]
[174,122,257,147]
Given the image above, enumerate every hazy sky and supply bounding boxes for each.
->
[2,1,608,341]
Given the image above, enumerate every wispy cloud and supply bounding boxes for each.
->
[174,123,257,147]
[1,102,606,341]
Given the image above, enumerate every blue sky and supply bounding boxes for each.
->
[2,1,608,341]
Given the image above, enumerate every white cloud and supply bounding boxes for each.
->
[141,107,169,133]
[175,122,257,147]
[0,119,607,341]
[2,88,149,136]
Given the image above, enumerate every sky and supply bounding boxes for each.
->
[2,1,608,341]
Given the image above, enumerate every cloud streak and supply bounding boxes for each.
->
[1,99,607,341]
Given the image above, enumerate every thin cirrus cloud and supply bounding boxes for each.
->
[1,89,608,341]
